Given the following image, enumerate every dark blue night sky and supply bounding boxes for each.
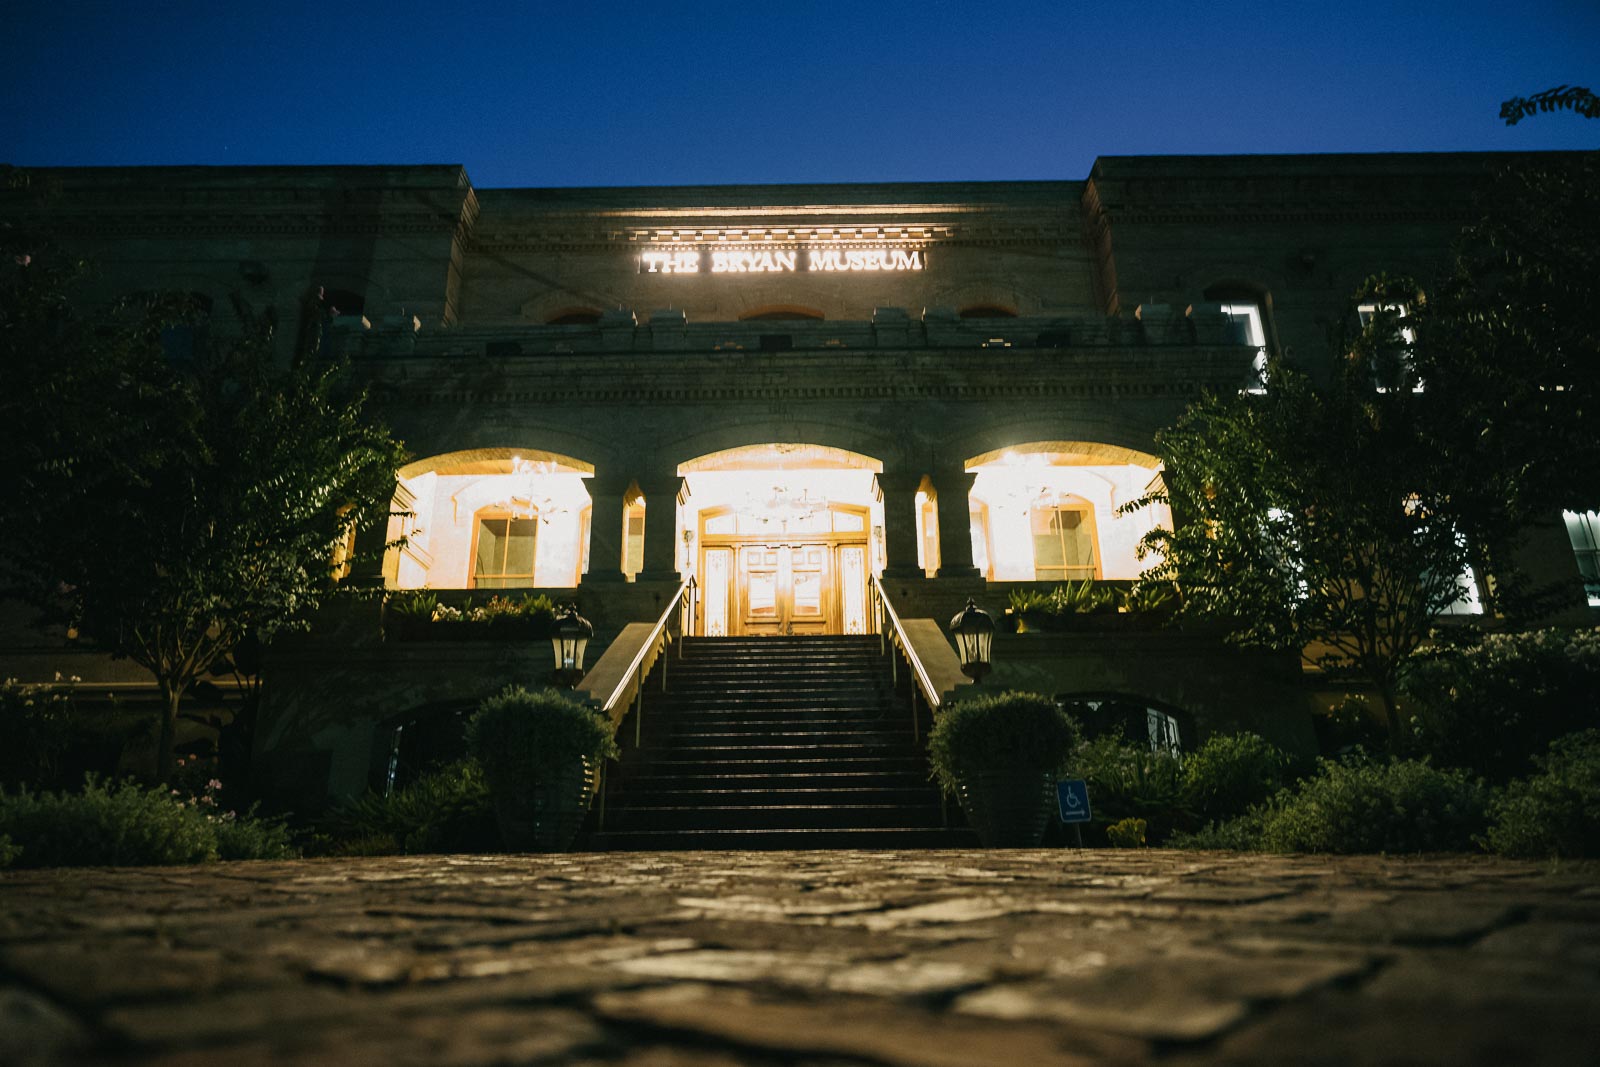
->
[3,1,1595,188]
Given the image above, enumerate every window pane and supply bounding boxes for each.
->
[504,518,538,576]
[475,519,505,578]
[1058,511,1092,568]
[1031,507,1066,568]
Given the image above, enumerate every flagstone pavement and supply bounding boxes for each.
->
[1,850,1597,1066]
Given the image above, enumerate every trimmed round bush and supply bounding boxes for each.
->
[466,687,618,786]
[1484,729,1600,859]
[1259,757,1489,854]
[927,691,1079,795]
[1181,731,1290,823]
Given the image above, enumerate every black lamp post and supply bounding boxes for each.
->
[551,602,593,687]
[948,598,995,682]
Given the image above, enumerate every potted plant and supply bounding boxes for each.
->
[927,691,1080,847]
[465,686,619,852]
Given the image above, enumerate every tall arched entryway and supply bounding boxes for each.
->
[678,444,883,636]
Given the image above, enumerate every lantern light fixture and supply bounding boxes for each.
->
[948,598,996,682]
[551,602,593,687]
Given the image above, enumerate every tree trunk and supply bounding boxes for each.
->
[1376,681,1404,754]
[157,683,183,783]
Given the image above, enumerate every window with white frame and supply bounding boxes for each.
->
[1563,510,1600,607]
[1357,303,1422,392]
[1220,303,1268,392]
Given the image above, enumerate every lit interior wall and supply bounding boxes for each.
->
[389,470,592,588]
[681,468,882,574]
[969,457,1171,581]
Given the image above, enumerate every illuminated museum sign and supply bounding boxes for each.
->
[638,248,925,274]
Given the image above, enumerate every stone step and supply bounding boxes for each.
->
[622,755,926,778]
[610,786,940,808]
[615,769,931,791]
[661,719,912,736]
[599,803,948,832]
[658,729,915,748]
[583,827,978,851]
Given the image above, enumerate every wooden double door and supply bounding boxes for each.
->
[700,539,869,636]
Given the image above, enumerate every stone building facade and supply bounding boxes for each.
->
[5,153,1594,807]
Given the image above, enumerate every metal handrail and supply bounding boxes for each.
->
[599,575,697,743]
[868,574,941,738]
[594,575,696,832]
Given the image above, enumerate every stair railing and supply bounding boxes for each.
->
[601,575,697,747]
[868,574,939,741]
[592,575,696,831]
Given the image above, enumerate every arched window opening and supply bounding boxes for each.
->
[1564,510,1600,607]
[546,308,602,326]
[739,305,825,322]
[1057,694,1191,754]
[965,442,1167,582]
[160,291,214,363]
[322,288,366,318]
[1204,282,1270,391]
[959,304,1019,319]
[623,485,646,580]
[386,449,595,591]
[374,701,478,796]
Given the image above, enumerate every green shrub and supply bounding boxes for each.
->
[927,691,1079,794]
[1401,627,1600,782]
[1315,694,1388,757]
[1005,583,1119,629]
[0,833,17,869]
[0,776,297,868]
[466,687,618,788]
[325,760,497,854]
[1181,732,1289,823]
[1484,730,1600,859]
[1120,581,1178,616]
[212,806,296,860]
[1258,757,1489,854]
[1106,817,1147,848]
[0,678,76,789]
[1070,732,1189,842]
[1169,808,1272,851]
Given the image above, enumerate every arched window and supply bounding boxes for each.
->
[470,510,538,588]
[1057,694,1190,754]
[1030,495,1099,580]
[959,304,1018,319]
[322,288,366,318]
[160,291,213,363]
[739,305,825,322]
[546,308,602,326]
[1204,283,1270,391]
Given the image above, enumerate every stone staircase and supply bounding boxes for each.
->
[583,635,974,850]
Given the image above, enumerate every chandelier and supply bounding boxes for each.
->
[485,456,569,522]
[758,483,828,528]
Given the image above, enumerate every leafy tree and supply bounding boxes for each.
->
[1405,153,1600,525]
[1500,86,1600,125]
[1131,358,1473,739]
[1,203,406,781]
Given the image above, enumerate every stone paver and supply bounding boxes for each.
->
[0,850,1596,1066]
